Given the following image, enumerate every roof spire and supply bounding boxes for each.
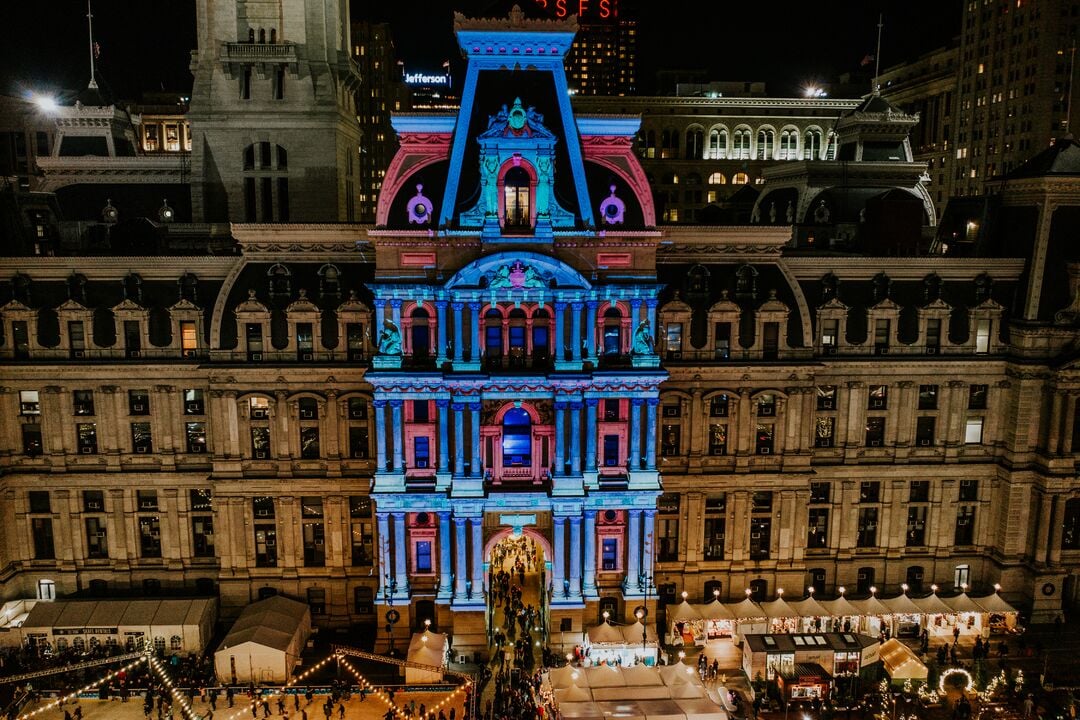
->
[86,0,98,90]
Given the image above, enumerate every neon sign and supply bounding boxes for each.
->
[534,0,618,19]
[404,72,451,86]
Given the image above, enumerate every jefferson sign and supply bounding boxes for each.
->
[405,72,450,86]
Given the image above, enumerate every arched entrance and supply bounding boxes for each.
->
[502,407,532,467]
[485,527,549,669]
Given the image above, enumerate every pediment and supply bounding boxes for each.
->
[111,298,146,313]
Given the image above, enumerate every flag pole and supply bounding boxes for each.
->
[86,0,98,89]
[873,13,883,95]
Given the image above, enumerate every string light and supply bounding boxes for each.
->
[147,652,199,719]
[337,653,470,720]
[938,667,973,694]
[18,656,148,720]
[221,654,338,720]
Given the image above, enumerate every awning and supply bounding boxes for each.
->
[588,620,627,645]
[942,593,983,613]
[819,596,860,617]
[852,596,891,616]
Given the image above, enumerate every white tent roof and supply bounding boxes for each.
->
[407,631,447,668]
[669,601,702,623]
[586,665,628,688]
[588,621,628,645]
[789,596,829,618]
[852,596,891,616]
[596,701,645,720]
[668,683,706,699]
[972,593,1018,614]
[556,685,595,703]
[882,594,922,615]
[638,699,687,720]
[547,666,728,720]
[218,596,309,653]
[558,702,605,719]
[622,664,665,686]
[760,598,797,619]
[622,621,659,645]
[658,664,701,686]
[942,593,983,613]
[675,698,727,720]
[550,665,590,689]
[726,598,765,620]
[697,600,734,621]
[880,638,928,681]
[912,593,954,615]
[819,596,860,617]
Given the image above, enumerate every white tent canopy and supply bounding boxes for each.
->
[760,598,797,619]
[544,665,727,720]
[882,594,922,615]
[726,598,765,620]
[697,600,734,621]
[215,596,311,684]
[589,621,628,645]
[406,631,448,684]
[669,602,702,623]
[623,621,659,645]
[880,638,928,682]
[973,593,1018,614]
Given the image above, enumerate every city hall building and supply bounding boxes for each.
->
[2,2,1080,657]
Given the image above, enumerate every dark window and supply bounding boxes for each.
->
[139,516,161,558]
[76,423,98,453]
[808,508,829,548]
[905,565,925,593]
[245,323,263,357]
[73,390,95,415]
[856,567,875,595]
[602,434,620,466]
[348,397,368,420]
[303,521,325,566]
[968,384,989,409]
[297,323,314,360]
[85,517,108,558]
[414,436,430,468]
[186,422,207,453]
[244,177,256,221]
[128,390,150,415]
[241,67,251,99]
[709,395,729,417]
[137,490,158,510]
[918,385,938,410]
[909,480,930,503]
[749,517,771,560]
[816,386,836,410]
[661,424,681,456]
[751,491,773,512]
[349,427,369,459]
[815,417,835,447]
[21,423,42,455]
[868,385,888,409]
[131,422,153,453]
[31,518,54,560]
[261,177,273,222]
[603,399,620,421]
[1062,498,1080,550]
[300,426,320,459]
[273,66,285,100]
[255,524,277,567]
[251,426,271,457]
[123,320,141,356]
[12,321,29,359]
[874,319,890,352]
[757,394,776,416]
[83,490,104,513]
[714,323,731,359]
[354,586,374,614]
[68,321,86,356]
[860,481,880,503]
[865,417,886,446]
[298,397,318,420]
[708,424,727,455]
[413,400,429,423]
[762,322,779,360]
[192,516,215,557]
[190,489,213,512]
[601,538,618,571]
[907,507,927,546]
[346,323,366,360]
[955,506,976,545]
[916,417,936,446]
[28,490,50,514]
[857,508,878,547]
[351,520,373,565]
[755,424,774,454]
[926,318,942,350]
[415,540,432,573]
[253,496,275,519]
[959,479,979,501]
[809,482,830,504]
[703,517,725,560]
[183,389,205,415]
[277,177,289,221]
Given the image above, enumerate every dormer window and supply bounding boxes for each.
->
[503,166,531,229]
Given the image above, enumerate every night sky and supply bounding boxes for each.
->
[0,0,960,102]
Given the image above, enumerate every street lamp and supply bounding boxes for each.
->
[383,572,399,656]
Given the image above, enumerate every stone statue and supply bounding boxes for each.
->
[814,199,831,224]
[632,318,654,355]
[377,319,401,355]
[482,153,500,216]
[768,202,777,224]
[750,204,761,224]
[786,201,794,224]
[535,155,552,217]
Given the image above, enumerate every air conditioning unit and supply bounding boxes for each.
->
[759,447,771,454]
[823,346,838,355]
[128,350,142,358]
[73,350,86,358]
[300,410,315,419]
[416,459,428,468]
[912,570,924,580]
[133,404,145,412]
[81,446,93,454]
[871,399,885,409]
[820,399,834,409]
[251,409,268,419]
[671,351,682,360]
[925,347,938,355]
[256,510,272,517]
[182,350,197,359]
[457,654,467,664]
[186,403,202,414]
[250,353,263,361]
[751,533,761,539]
[265,538,276,546]
[353,451,367,459]
[869,439,882,447]
[301,353,314,361]
[254,450,268,459]
[189,445,205,453]
[877,347,890,355]
[136,446,148,454]
[919,439,932,446]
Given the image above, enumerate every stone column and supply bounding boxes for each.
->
[630,398,643,469]
[454,517,468,599]
[471,303,482,361]
[585,398,599,473]
[570,401,583,475]
[583,510,598,598]
[390,300,402,339]
[626,509,641,590]
[470,518,484,599]
[374,400,388,471]
[323,391,339,459]
[470,402,482,476]
[585,301,598,360]
[552,516,566,599]
[437,399,450,471]
[377,512,391,597]
[452,302,464,362]
[390,400,404,471]
[646,300,658,334]
[571,302,584,361]
[438,511,453,598]
[645,398,659,470]
[453,403,465,476]
[642,509,656,584]
[1049,389,1066,454]
[630,299,642,327]
[436,301,449,364]
[554,400,566,476]
[393,512,407,588]
[553,302,565,361]
[569,515,583,600]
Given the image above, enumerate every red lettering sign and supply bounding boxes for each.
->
[555,0,567,17]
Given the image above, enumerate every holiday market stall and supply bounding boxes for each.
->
[585,620,660,666]
[543,663,729,720]
[406,629,449,684]
[669,600,704,646]
[879,638,928,688]
[214,595,311,684]
[973,591,1020,634]
[789,596,831,634]
[698,599,735,639]
[882,593,923,638]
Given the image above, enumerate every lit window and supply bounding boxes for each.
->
[964,417,984,444]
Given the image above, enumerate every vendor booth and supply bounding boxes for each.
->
[882,594,923,638]
[912,592,957,636]
[543,663,729,720]
[819,596,861,634]
[18,598,216,654]
[879,638,928,688]
[776,663,831,702]
[406,630,448,684]
[742,633,879,694]
[943,593,985,636]
[669,601,704,647]
[973,592,1020,634]
[214,596,311,684]
[698,600,735,639]
[789,597,830,634]
[727,597,767,642]
[760,598,799,634]
[851,595,891,638]
[585,620,659,666]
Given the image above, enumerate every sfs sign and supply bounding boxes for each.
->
[534,0,620,20]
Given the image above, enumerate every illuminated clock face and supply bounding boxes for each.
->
[413,204,427,218]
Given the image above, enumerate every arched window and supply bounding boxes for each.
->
[856,567,875,595]
[268,264,291,297]
[602,307,622,355]
[598,597,619,624]
[269,28,277,43]
[703,580,722,603]
[503,166,531,229]
[170,635,182,651]
[243,143,289,222]
[756,129,775,160]
[318,264,340,298]
[248,28,255,43]
[731,172,750,185]
[708,129,728,159]
[410,307,430,358]
[508,308,527,368]
[905,565,925,593]
[502,407,532,467]
[748,578,768,602]
[662,172,679,185]
[685,128,704,160]
[804,128,823,160]
[732,129,751,159]
[707,172,726,185]
[531,308,550,361]
[685,172,701,186]
[644,130,656,159]
[660,129,679,158]
[258,28,266,43]
[778,130,798,160]
[484,308,503,358]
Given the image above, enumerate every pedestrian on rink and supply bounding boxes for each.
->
[278,697,286,715]
[339,703,346,719]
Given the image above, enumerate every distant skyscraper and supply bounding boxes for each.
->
[352,21,409,224]
[566,14,637,96]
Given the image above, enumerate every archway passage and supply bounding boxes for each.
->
[487,532,547,675]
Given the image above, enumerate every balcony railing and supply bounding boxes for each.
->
[221,42,298,62]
